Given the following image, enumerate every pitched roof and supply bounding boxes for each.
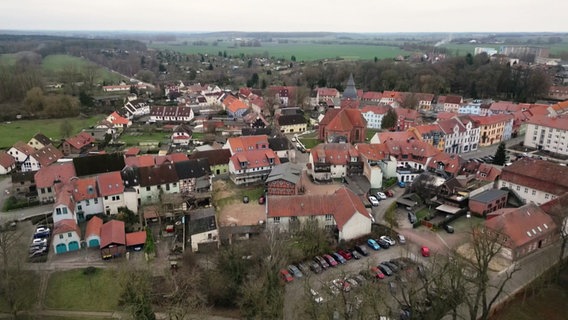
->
[138,163,179,187]
[485,203,556,247]
[174,159,211,180]
[126,231,147,247]
[468,114,514,126]
[187,149,231,166]
[100,220,126,248]
[230,149,280,170]
[226,135,269,154]
[475,163,502,181]
[470,189,509,203]
[395,108,419,121]
[124,147,140,157]
[125,154,155,168]
[340,100,360,109]
[361,91,383,100]
[501,158,568,195]
[268,187,369,231]
[426,152,464,175]
[12,141,36,156]
[53,219,81,237]
[85,216,103,238]
[527,115,568,131]
[97,171,124,197]
[376,131,418,143]
[223,95,249,113]
[317,87,339,97]
[277,114,306,126]
[65,132,95,150]
[361,105,390,115]
[0,151,15,169]
[268,137,290,151]
[72,176,99,201]
[266,162,303,184]
[326,109,366,132]
[539,192,568,225]
[490,101,520,113]
[355,143,390,161]
[34,162,76,188]
[310,143,359,165]
[437,117,466,134]
[107,111,130,125]
[31,133,53,146]
[30,145,63,167]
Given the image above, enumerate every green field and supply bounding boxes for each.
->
[0,115,104,149]
[0,53,19,66]
[41,54,126,83]
[118,131,170,146]
[150,42,410,61]
[45,268,121,311]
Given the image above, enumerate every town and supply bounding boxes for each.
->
[1,33,568,320]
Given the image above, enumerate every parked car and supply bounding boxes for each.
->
[332,279,351,292]
[279,269,294,282]
[29,244,46,254]
[332,252,347,264]
[397,181,406,188]
[377,263,393,276]
[353,274,367,285]
[258,195,266,204]
[421,246,430,257]
[443,224,455,233]
[337,249,353,261]
[385,190,394,197]
[310,289,324,303]
[380,235,396,246]
[314,256,329,270]
[29,247,48,258]
[288,264,303,278]
[309,261,323,274]
[397,234,406,244]
[376,192,387,200]
[32,238,47,246]
[383,261,399,273]
[297,262,310,275]
[354,244,369,256]
[376,238,390,249]
[35,226,50,234]
[389,259,408,270]
[408,212,417,224]
[349,249,361,259]
[369,266,385,280]
[367,239,381,251]
[368,195,380,206]
[323,254,338,267]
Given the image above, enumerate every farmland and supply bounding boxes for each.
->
[41,54,126,83]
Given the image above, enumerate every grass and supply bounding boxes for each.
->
[366,129,380,141]
[45,268,121,311]
[0,271,40,313]
[0,115,104,149]
[150,42,410,61]
[299,138,320,149]
[41,54,125,84]
[493,285,568,320]
[0,53,19,66]
[118,131,170,146]
[213,180,264,209]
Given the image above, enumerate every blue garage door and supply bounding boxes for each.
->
[68,241,80,251]
[88,239,99,247]
[55,243,67,254]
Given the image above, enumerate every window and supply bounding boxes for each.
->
[146,186,151,191]
[94,198,98,204]
[104,196,108,200]
[56,208,62,215]
[86,200,90,206]
[524,188,528,193]
[532,190,536,195]
[68,233,72,237]
[59,234,63,239]
[325,214,333,221]
[545,194,550,200]
[62,207,68,214]
[77,205,82,211]
[516,186,520,191]
[273,217,280,224]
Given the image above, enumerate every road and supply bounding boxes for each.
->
[0,177,53,225]
[460,135,525,160]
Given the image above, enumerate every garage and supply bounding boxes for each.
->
[88,239,99,247]
[68,241,80,251]
[55,243,67,254]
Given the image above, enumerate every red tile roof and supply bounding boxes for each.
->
[395,108,419,121]
[100,220,126,248]
[107,111,130,125]
[97,171,124,197]
[31,145,63,167]
[426,152,464,175]
[436,112,456,120]
[72,177,99,201]
[34,162,76,188]
[12,141,36,156]
[501,158,568,195]
[360,105,390,115]
[470,114,514,126]
[413,124,443,136]
[326,109,366,132]
[485,203,556,247]
[317,87,339,97]
[475,163,502,182]
[268,187,369,231]
[527,115,568,131]
[125,155,155,168]
[490,101,520,113]
[223,95,249,113]
[126,231,147,246]
[226,135,269,154]
[340,100,360,109]
[310,143,359,165]
[438,95,463,105]
[355,143,389,161]
[361,91,383,100]
[66,132,95,150]
[230,149,280,170]
[53,219,81,237]
[124,147,140,157]
[0,151,15,168]
[85,216,103,238]
[437,118,466,134]
[376,131,417,143]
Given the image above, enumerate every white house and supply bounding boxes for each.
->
[437,117,480,154]
[308,143,363,182]
[0,152,16,175]
[52,188,76,224]
[171,132,191,146]
[524,115,568,156]
[71,176,104,222]
[52,219,82,254]
[85,216,103,248]
[228,149,280,185]
[8,141,36,167]
[361,105,390,129]
[137,164,180,205]
[458,102,482,115]
[21,145,63,172]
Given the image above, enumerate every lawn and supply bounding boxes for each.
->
[45,268,121,311]
[299,138,320,149]
[366,129,380,141]
[118,131,170,146]
[41,54,126,84]
[150,42,410,61]
[213,180,265,209]
[0,53,19,66]
[0,115,104,149]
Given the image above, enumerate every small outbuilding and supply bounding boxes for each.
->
[85,216,103,248]
[100,220,126,259]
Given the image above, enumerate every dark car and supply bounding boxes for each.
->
[389,258,408,270]
[297,262,310,275]
[309,261,323,274]
[443,224,455,233]
[314,256,329,270]
[376,238,391,249]
[382,261,399,273]
[408,212,417,224]
[258,195,266,204]
[354,244,369,257]
[242,196,249,203]
[349,249,361,260]
[337,249,353,261]
[332,252,347,264]
[377,263,394,276]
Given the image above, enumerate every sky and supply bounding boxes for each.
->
[1,0,566,33]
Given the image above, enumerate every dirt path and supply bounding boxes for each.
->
[35,271,50,310]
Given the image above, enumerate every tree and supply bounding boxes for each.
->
[493,142,507,165]
[381,108,397,130]
[119,268,156,320]
[165,268,210,320]
[384,202,399,230]
[60,121,73,139]
[23,87,45,115]
[291,55,297,62]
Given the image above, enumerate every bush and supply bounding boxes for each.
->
[383,177,397,188]
[3,196,40,211]
[83,266,97,275]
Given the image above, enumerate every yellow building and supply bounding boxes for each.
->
[408,125,446,151]
[470,114,514,147]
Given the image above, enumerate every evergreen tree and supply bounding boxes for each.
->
[493,142,507,165]
[381,108,398,130]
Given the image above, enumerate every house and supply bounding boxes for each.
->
[438,95,463,113]
[149,105,195,123]
[416,93,436,111]
[35,162,77,204]
[187,149,231,176]
[8,141,36,169]
[539,192,568,242]
[308,143,363,182]
[316,87,340,103]
[426,152,465,179]
[125,231,146,251]
[353,143,388,189]
[266,162,304,196]
[52,219,82,254]
[361,105,390,129]
[394,108,420,131]
[499,158,568,205]
[171,132,191,146]
[485,204,558,260]
[489,101,522,115]
[277,114,307,134]
[467,114,514,147]
[100,220,126,259]
[27,133,53,150]
[474,163,502,184]
[459,101,482,115]
[97,171,135,215]
[224,135,269,155]
[52,185,76,224]
[0,152,16,175]
[174,159,212,195]
[10,171,36,196]
[380,91,403,106]
[187,207,218,252]
[267,187,372,242]
[228,149,280,185]
[125,155,156,168]
[137,163,180,205]
[318,108,367,143]
[410,124,446,151]
[220,94,249,118]
[523,114,568,156]
[268,137,291,159]
[106,111,132,130]
[72,176,103,221]
[469,189,509,217]
[60,132,96,156]
[21,145,63,172]
[361,91,383,102]
[122,100,150,119]
[436,117,480,154]
[85,216,103,247]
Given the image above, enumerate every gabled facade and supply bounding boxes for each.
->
[266,162,304,196]
[354,143,387,189]
[468,114,514,147]
[187,149,231,176]
[224,135,269,155]
[361,105,389,129]
[52,186,76,224]
[22,145,63,172]
[149,105,195,123]
[318,109,366,143]
[137,164,180,205]
[71,177,103,221]
[28,133,53,150]
[61,132,96,156]
[228,149,280,185]
[276,114,307,134]
[437,117,480,154]
[97,171,133,215]
[35,162,77,204]
[0,152,16,175]
[8,141,36,168]
[220,94,249,118]
[53,219,82,254]
[394,108,420,131]
[174,159,212,195]
[308,143,363,182]
[85,216,103,247]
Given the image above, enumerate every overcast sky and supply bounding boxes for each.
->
[1,0,566,33]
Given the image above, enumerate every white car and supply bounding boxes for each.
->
[397,234,406,244]
[376,192,387,200]
[310,289,324,303]
[380,235,396,246]
[368,196,380,206]
[32,238,47,245]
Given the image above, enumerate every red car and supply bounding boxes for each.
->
[385,190,394,197]
[323,254,338,267]
[279,269,294,283]
[421,246,430,257]
[369,266,385,279]
[337,249,353,261]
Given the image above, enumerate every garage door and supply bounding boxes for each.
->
[88,239,99,247]
[68,241,80,251]
[55,243,67,254]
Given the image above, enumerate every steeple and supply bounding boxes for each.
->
[342,73,358,100]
